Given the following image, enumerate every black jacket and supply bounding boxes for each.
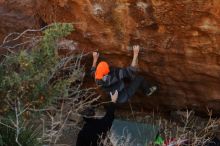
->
[91,66,136,94]
[76,103,116,146]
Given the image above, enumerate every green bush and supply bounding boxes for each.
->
[0,23,75,145]
[0,124,41,146]
[0,23,74,112]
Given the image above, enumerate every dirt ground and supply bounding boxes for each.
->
[55,107,219,146]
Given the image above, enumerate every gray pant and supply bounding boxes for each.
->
[117,76,151,103]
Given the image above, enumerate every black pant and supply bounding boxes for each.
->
[117,76,151,103]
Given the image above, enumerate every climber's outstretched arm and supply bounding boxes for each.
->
[92,52,99,68]
[131,45,140,68]
[106,45,140,80]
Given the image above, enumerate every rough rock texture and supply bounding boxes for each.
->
[0,0,41,54]
[0,0,220,114]
[0,0,39,39]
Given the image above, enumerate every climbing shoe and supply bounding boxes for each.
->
[146,86,157,96]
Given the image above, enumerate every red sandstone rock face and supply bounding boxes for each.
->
[0,0,220,114]
[0,0,38,39]
[0,0,40,53]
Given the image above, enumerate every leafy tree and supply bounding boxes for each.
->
[0,23,74,113]
[0,23,78,146]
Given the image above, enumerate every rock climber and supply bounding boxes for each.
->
[76,90,118,146]
[91,45,157,103]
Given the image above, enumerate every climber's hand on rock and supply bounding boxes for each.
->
[110,90,118,103]
[133,45,140,56]
[93,52,99,61]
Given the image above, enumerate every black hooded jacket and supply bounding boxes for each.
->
[76,103,116,146]
[91,66,136,94]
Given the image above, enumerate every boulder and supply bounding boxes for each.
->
[0,0,220,114]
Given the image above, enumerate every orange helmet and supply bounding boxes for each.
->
[95,61,110,80]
